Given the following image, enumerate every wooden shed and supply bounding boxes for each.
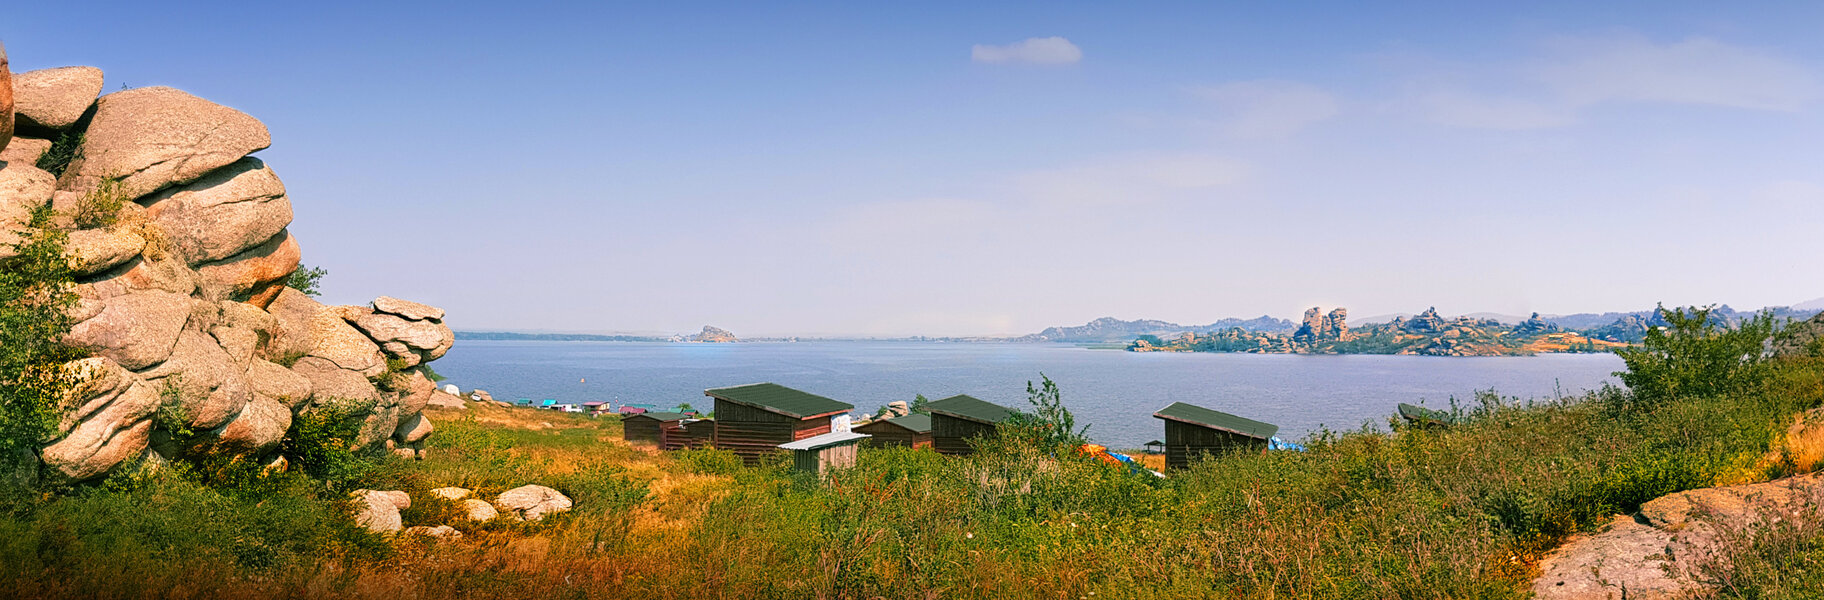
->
[926,395,1015,456]
[705,383,854,463]
[1152,402,1278,470]
[662,418,717,451]
[780,431,870,476]
[621,411,688,444]
[855,413,934,449]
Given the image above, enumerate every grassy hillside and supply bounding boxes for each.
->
[3,313,1823,599]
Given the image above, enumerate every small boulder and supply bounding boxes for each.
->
[462,498,499,522]
[245,358,313,410]
[495,485,572,521]
[212,396,292,453]
[352,489,411,533]
[11,66,105,130]
[59,86,271,200]
[426,390,466,410]
[0,161,56,227]
[393,413,434,444]
[66,227,146,276]
[430,486,471,500]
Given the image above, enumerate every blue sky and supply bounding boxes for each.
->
[11,2,1824,335]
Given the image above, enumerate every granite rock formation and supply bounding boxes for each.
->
[1,55,452,482]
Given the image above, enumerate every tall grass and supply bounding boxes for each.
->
[0,354,1819,598]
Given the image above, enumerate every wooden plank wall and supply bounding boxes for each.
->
[623,419,662,444]
[1163,420,1264,470]
[932,414,997,456]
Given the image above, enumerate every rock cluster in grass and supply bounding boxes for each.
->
[1532,471,1824,599]
[353,485,572,534]
[0,48,453,482]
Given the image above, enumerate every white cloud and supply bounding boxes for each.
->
[971,37,1082,65]
[1533,35,1823,111]
[1195,80,1340,139]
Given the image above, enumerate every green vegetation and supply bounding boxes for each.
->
[1616,305,1777,408]
[2,295,1823,597]
[0,205,82,472]
[69,178,128,230]
[285,264,328,297]
[34,131,84,176]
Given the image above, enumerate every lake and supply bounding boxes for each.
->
[433,341,1625,450]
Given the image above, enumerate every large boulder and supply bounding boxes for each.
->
[83,255,199,299]
[138,329,253,431]
[11,66,104,131]
[495,485,573,521]
[39,357,160,481]
[59,86,271,200]
[303,305,386,377]
[349,310,453,367]
[212,396,291,453]
[192,230,299,306]
[0,161,55,227]
[373,296,444,321]
[63,291,191,371]
[1532,473,1824,599]
[264,286,323,361]
[140,158,292,265]
[289,356,380,404]
[246,357,313,410]
[0,137,50,166]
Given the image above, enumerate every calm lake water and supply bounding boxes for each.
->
[434,341,1625,450]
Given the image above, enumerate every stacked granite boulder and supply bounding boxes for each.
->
[0,47,452,482]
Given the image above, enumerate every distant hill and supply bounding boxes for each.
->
[1015,315,1295,343]
[455,331,666,342]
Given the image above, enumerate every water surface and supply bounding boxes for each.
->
[435,341,1624,449]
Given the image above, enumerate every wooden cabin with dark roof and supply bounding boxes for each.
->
[926,395,1015,456]
[661,418,717,451]
[705,383,854,463]
[621,411,689,444]
[855,413,934,449]
[1151,402,1279,470]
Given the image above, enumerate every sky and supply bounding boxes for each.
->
[9,1,1824,336]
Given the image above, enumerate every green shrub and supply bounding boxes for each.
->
[1615,305,1776,408]
[999,374,1089,454]
[285,264,327,297]
[34,131,84,176]
[0,205,81,467]
[279,398,384,491]
[69,178,128,229]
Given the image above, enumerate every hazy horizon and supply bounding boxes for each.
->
[14,2,1824,337]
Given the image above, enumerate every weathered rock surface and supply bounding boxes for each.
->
[496,485,573,521]
[426,390,466,410]
[64,291,191,371]
[10,49,454,481]
[0,43,11,151]
[39,358,160,481]
[691,325,738,343]
[1532,473,1824,599]
[59,86,271,199]
[0,136,50,166]
[11,66,104,130]
[353,489,411,533]
[373,296,444,321]
[66,227,146,276]
[431,486,471,500]
[0,161,55,227]
[393,412,434,444]
[141,158,291,265]
[463,499,499,522]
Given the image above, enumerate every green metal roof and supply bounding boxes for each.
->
[622,411,689,422]
[1152,402,1278,440]
[704,383,853,420]
[863,413,932,434]
[1397,403,1454,426]
[926,395,1016,425]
